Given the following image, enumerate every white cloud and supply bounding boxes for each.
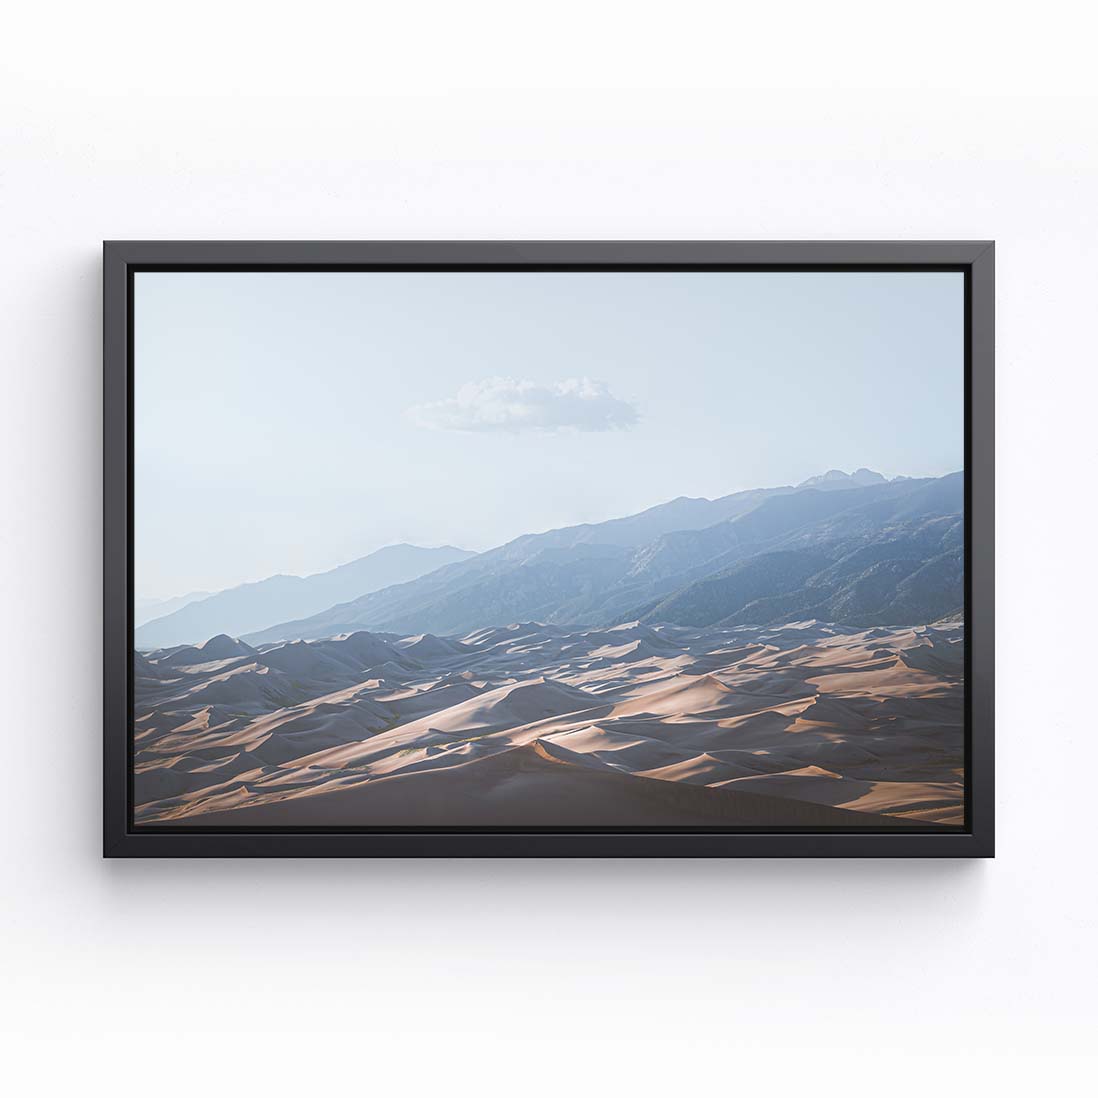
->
[408,377,639,434]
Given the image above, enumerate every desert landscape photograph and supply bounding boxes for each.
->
[133,270,965,830]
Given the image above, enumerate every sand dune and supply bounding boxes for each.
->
[133,618,965,828]
[395,633,469,661]
[188,741,928,828]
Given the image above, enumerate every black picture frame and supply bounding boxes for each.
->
[104,240,994,858]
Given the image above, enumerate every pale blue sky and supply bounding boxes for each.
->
[135,270,963,599]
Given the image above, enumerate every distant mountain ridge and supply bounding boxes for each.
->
[135,543,475,648]
[245,469,962,643]
[135,589,212,627]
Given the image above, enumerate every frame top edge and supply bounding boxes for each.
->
[102,239,995,269]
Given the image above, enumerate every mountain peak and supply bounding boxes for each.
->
[851,467,887,484]
[798,468,888,490]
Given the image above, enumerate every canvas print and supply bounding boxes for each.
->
[132,271,965,830]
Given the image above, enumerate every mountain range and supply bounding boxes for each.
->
[135,543,475,648]
[231,469,962,646]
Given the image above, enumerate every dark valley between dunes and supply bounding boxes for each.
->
[133,470,965,828]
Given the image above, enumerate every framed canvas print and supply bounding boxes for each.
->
[103,241,994,857]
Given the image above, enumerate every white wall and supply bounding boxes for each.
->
[2,3,1094,1093]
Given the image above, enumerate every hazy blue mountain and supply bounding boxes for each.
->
[636,514,962,628]
[623,473,963,627]
[135,544,474,649]
[241,481,809,643]
[490,484,796,558]
[135,589,212,627]
[798,467,889,490]
[247,471,960,643]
